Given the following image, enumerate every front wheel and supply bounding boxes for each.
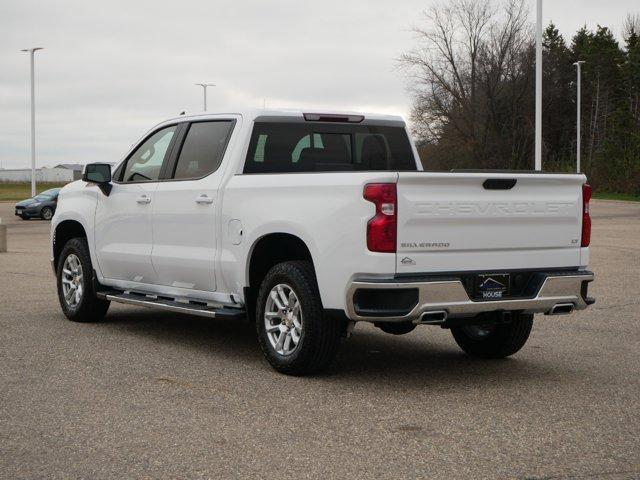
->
[41,207,54,221]
[451,312,533,358]
[256,261,341,375]
[56,237,110,322]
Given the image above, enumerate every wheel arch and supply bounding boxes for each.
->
[244,232,316,319]
[53,220,87,270]
[247,232,315,288]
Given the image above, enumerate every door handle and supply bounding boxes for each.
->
[195,194,214,205]
[136,194,151,204]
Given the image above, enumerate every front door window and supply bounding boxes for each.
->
[121,126,176,182]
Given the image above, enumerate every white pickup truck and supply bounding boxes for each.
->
[51,109,595,374]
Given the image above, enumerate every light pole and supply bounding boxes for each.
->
[573,60,585,173]
[535,0,542,171]
[21,47,43,197]
[195,83,215,111]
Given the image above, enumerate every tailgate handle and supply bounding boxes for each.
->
[483,178,517,190]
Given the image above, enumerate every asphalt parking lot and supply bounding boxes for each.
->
[0,200,639,480]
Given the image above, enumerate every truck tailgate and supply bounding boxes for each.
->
[395,172,585,273]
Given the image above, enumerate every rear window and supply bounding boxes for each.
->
[243,122,417,173]
[172,121,234,180]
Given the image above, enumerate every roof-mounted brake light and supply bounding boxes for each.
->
[303,113,364,123]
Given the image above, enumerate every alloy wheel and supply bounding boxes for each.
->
[61,253,83,308]
[264,283,303,356]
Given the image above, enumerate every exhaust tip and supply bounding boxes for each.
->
[415,310,448,324]
[548,303,574,315]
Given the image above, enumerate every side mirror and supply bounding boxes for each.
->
[83,163,111,183]
[82,163,112,195]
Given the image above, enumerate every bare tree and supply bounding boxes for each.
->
[399,0,533,169]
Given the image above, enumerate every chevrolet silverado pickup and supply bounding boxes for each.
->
[51,109,595,375]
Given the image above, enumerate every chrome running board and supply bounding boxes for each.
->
[97,291,245,320]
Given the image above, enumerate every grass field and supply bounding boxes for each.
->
[593,192,640,202]
[0,182,70,202]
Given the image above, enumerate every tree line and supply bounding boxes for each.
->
[400,0,640,193]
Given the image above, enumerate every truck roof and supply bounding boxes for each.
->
[161,109,405,125]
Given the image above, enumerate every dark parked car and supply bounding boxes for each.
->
[14,188,61,220]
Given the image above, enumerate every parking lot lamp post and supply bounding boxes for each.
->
[195,83,216,111]
[535,0,542,171]
[574,61,585,173]
[21,47,44,197]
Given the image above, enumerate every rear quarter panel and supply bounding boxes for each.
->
[220,172,399,310]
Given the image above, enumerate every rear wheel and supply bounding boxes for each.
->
[56,237,110,322]
[256,261,341,375]
[451,312,533,358]
[41,207,53,220]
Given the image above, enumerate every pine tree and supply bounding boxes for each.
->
[542,23,574,171]
[570,26,624,182]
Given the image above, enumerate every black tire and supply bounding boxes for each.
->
[56,237,110,322]
[41,207,54,221]
[451,313,533,358]
[376,321,416,335]
[256,261,341,375]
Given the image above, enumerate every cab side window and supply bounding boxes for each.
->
[120,126,177,182]
[172,121,234,180]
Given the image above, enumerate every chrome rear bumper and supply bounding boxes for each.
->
[346,271,594,323]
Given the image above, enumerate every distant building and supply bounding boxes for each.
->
[0,167,74,183]
[54,164,84,180]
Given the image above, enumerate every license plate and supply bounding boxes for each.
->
[476,273,510,300]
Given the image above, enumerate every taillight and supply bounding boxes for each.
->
[581,184,592,247]
[364,183,397,253]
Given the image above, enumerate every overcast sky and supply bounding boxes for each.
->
[0,0,637,169]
